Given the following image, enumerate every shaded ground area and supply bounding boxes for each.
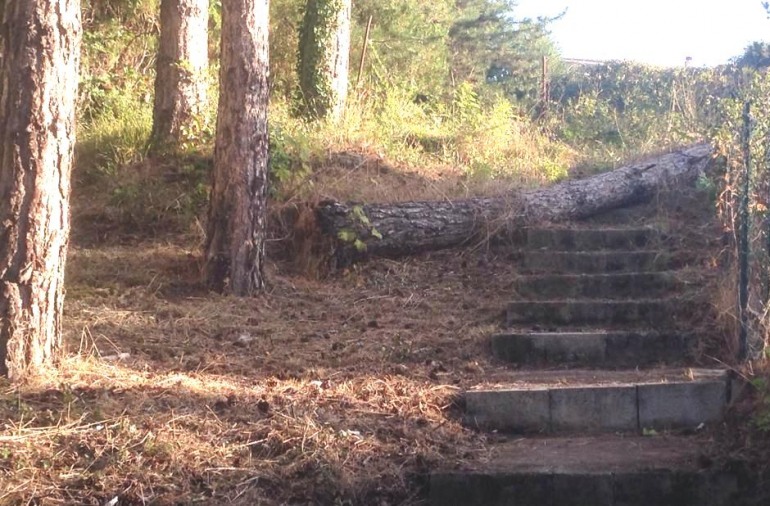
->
[65,240,516,383]
[448,435,717,473]
[2,235,526,505]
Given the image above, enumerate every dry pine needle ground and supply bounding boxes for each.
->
[0,237,521,505]
[0,163,739,505]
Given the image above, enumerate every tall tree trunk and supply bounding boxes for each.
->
[296,0,351,120]
[0,0,81,380]
[150,0,209,150]
[204,0,269,296]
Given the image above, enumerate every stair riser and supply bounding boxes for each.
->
[522,251,670,274]
[430,470,748,506]
[527,228,660,251]
[491,333,696,367]
[514,273,678,300]
[506,301,675,327]
[464,381,727,433]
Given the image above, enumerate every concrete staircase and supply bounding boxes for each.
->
[430,226,751,506]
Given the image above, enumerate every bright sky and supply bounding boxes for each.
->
[514,0,770,67]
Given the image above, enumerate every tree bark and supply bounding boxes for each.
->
[150,0,209,150]
[204,0,269,296]
[0,0,81,379]
[315,144,713,267]
[296,0,351,120]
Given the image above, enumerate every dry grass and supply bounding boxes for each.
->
[0,357,480,505]
[302,151,533,205]
[1,231,530,505]
[267,90,577,205]
[71,147,566,250]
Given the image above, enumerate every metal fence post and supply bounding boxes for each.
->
[739,100,753,362]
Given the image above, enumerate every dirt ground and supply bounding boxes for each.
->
[0,160,752,505]
[1,229,532,505]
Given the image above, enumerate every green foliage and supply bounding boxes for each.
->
[708,68,770,203]
[267,101,317,198]
[447,83,570,180]
[269,126,312,191]
[77,0,762,239]
[77,94,153,177]
[351,0,453,94]
[337,229,356,242]
[278,81,572,185]
[752,377,770,431]
[77,0,568,191]
[270,0,304,95]
[103,155,211,235]
[695,172,718,201]
[709,69,759,155]
[82,0,158,23]
[737,42,770,70]
[548,61,726,166]
[78,0,158,174]
[452,1,557,104]
[295,0,347,118]
[209,0,222,37]
[173,67,219,153]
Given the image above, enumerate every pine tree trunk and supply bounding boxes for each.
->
[297,0,351,120]
[0,0,81,380]
[204,0,269,296]
[315,144,714,267]
[151,0,209,149]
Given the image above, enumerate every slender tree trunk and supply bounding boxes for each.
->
[296,0,351,120]
[150,0,209,150]
[0,0,81,380]
[204,0,269,295]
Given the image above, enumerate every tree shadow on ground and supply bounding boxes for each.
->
[0,359,482,505]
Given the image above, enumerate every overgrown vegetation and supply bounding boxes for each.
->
[75,0,748,239]
[711,68,770,437]
[80,2,762,206]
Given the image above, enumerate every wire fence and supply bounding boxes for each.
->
[733,79,770,363]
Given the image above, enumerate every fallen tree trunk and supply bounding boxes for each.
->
[314,143,713,267]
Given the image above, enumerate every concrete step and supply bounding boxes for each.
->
[430,436,752,506]
[522,249,670,274]
[464,368,728,433]
[491,331,696,367]
[527,227,661,252]
[514,272,679,300]
[506,299,676,327]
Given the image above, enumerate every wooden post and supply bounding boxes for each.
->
[539,55,550,119]
[738,100,752,362]
[356,15,373,88]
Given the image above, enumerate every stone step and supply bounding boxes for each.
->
[506,299,676,327]
[463,368,728,433]
[430,435,752,506]
[522,250,670,274]
[527,227,661,252]
[491,331,696,367]
[514,272,679,300]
